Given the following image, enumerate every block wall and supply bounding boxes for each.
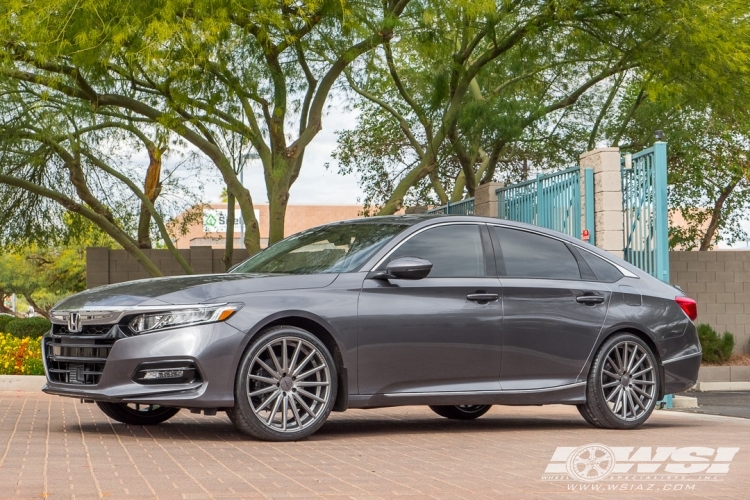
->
[86,247,250,289]
[670,251,750,354]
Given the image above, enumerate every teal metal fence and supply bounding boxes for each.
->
[621,142,669,282]
[426,197,475,215]
[496,166,582,238]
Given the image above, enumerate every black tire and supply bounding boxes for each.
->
[228,326,338,441]
[429,405,492,420]
[580,333,660,429]
[576,403,603,428]
[96,402,180,425]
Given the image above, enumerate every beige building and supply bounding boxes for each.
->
[172,204,364,249]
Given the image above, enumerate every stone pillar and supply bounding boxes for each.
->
[474,182,504,217]
[579,147,624,258]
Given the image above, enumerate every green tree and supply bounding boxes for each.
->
[0,0,413,254]
[0,93,199,276]
[334,0,750,214]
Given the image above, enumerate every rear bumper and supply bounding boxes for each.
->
[662,351,702,394]
[42,322,247,408]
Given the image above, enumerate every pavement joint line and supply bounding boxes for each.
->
[0,393,27,468]
[104,412,159,498]
[74,398,104,499]
[142,424,217,500]
[43,396,50,498]
[172,414,269,499]
[201,419,352,499]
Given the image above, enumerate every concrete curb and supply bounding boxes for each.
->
[693,381,750,392]
[672,395,698,408]
[0,375,46,392]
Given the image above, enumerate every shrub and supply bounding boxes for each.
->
[6,317,51,339]
[698,323,735,364]
[0,333,44,375]
[0,314,14,332]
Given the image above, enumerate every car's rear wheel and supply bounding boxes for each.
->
[580,333,659,429]
[228,326,337,441]
[429,404,492,420]
[96,402,180,425]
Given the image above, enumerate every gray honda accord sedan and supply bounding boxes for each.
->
[43,215,701,441]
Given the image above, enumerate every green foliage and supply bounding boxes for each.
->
[0,315,14,333]
[335,0,750,214]
[0,244,88,317]
[0,0,407,249]
[698,323,735,364]
[5,317,51,339]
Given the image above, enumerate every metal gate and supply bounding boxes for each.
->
[426,197,475,215]
[621,142,669,282]
[496,166,582,238]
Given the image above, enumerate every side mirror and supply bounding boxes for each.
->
[372,257,432,280]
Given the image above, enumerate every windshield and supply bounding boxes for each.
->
[229,222,410,275]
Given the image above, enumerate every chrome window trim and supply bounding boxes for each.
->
[570,244,639,278]
[367,221,483,272]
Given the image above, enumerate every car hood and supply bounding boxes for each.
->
[52,273,339,310]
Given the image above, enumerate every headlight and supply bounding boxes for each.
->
[128,304,239,334]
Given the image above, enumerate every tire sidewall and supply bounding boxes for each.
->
[231,326,338,441]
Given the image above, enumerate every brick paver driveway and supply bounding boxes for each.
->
[2,392,749,499]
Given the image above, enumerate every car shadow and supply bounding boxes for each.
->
[71,408,693,442]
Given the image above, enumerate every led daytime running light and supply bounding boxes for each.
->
[128,305,238,333]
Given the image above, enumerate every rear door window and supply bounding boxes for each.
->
[578,249,624,283]
[492,227,581,280]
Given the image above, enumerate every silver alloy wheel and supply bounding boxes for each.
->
[600,340,656,421]
[245,336,332,433]
[125,403,162,413]
[456,405,488,413]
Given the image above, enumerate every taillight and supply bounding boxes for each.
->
[675,296,697,321]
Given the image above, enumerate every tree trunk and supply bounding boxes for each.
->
[222,190,236,271]
[699,184,736,251]
[137,144,163,249]
[23,294,49,319]
[268,185,290,246]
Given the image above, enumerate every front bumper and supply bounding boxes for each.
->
[42,322,248,408]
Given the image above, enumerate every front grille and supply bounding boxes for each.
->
[53,324,113,336]
[45,337,116,385]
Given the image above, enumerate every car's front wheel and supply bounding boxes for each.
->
[96,402,180,425]
[579,333,660,429]
[228,326,337,441]
[429,405,492,420]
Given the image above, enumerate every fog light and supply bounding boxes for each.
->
[133,361,200,385]
[142,369,185,380]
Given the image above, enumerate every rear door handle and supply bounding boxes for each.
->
[466,293,499,303]
[576,294,605,304]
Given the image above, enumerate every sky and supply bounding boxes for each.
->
[195,107,365,206]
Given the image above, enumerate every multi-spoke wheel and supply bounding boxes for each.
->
[96,402,180,425]
[579,333,659,429]
[228,326,337,441]
[429,404,492,420]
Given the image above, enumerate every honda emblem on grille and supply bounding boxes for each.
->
[67,312,82,333]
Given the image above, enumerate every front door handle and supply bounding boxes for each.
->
[466,293,499,303]
[576,294,605,304]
